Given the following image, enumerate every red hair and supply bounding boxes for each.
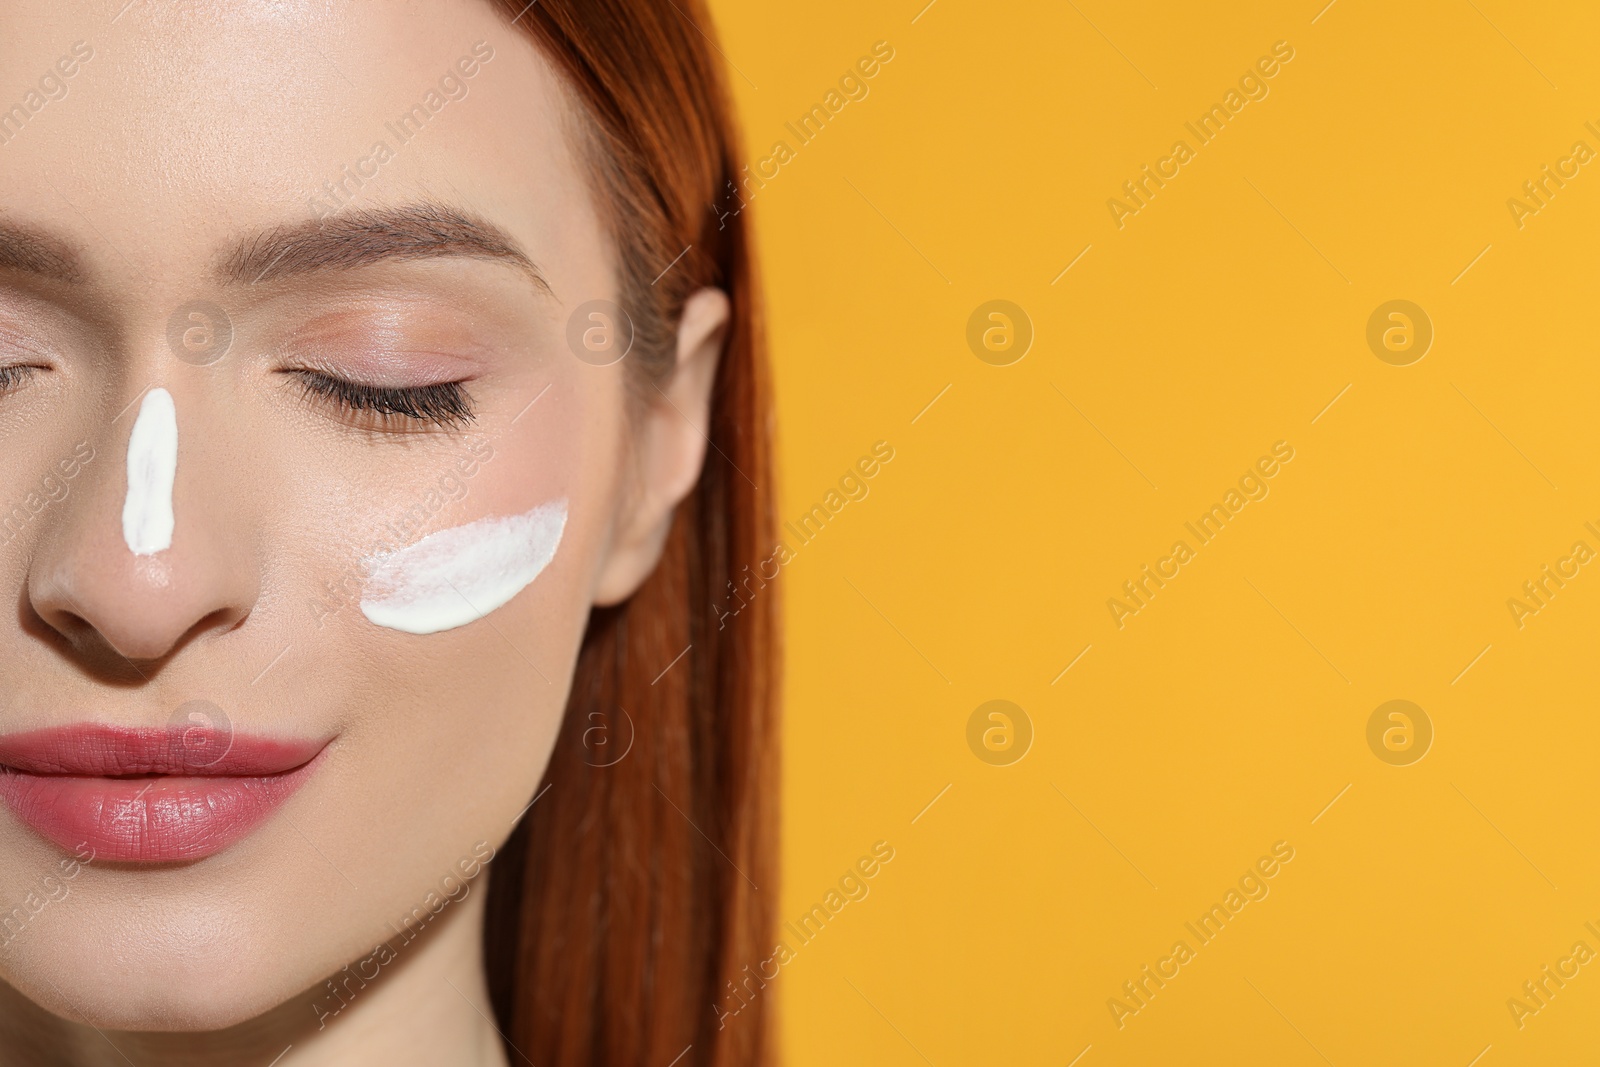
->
[480,2,778,1064]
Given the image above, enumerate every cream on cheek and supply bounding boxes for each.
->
[359,498,568,635]
[121,387,178,555]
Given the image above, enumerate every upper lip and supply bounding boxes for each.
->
[0,724,327,777]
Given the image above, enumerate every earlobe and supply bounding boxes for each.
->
[591,287,730,606]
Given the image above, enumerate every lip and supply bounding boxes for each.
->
[0,724,329,863]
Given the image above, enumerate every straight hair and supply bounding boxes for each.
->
[480,2,779,1064]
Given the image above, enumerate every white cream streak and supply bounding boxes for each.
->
[122,388,178,555]
[360,499,568,635]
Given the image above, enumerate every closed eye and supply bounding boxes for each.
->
[289,369,475,430]
[0,364,43,398]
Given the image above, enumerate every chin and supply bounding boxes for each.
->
[2,896,314,1033]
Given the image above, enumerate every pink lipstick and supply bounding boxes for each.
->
[0,724,327,863]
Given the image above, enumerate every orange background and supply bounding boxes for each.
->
[710,1,1600,1063]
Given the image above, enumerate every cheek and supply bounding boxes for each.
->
[218,371,628,1009]
[287,362,624,639]
[299,363,627,766]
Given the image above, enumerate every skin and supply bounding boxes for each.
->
[0,1,727,1063]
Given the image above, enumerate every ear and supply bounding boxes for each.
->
[591,287,729,606]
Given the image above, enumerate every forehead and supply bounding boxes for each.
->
[0,0,604,299]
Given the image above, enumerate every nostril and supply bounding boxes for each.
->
[25,563,250,679]
[18,606,149,685]
[20,403,261,678]
[24,576,92,640]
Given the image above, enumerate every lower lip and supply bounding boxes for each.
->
[0,751,324,864]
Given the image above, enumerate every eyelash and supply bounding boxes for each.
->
[0,362,475,429]
[0,365,41,397]
[291,370,475,429]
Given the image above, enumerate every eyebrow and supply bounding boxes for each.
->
[0,222,83,284]
[219,203,553,294]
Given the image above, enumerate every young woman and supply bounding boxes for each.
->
[0,1,777,1063]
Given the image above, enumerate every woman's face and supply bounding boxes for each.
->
[0,0,714,1033]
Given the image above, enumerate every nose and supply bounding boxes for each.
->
[26,386,260,670]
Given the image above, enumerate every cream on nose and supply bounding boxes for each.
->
[121,387,178,555]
